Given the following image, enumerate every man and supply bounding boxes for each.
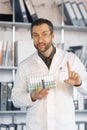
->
[12,18,87,130]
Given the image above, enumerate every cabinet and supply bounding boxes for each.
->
[0,0,87,130]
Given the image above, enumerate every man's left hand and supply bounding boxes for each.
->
[64,61,82,87]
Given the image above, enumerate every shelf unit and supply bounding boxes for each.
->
[0,0,87,129]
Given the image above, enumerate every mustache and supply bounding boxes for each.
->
[34,43,45,47]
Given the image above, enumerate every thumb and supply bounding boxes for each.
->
[64,79,72,85]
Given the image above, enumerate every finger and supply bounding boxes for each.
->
[36,88,42,93]
[69,71,78,80]
[64,79,75,85]
[40,88,49,95]
[71,71,78,79]
[67,61,71,76]
[73,73,80,80]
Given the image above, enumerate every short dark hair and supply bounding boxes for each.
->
[31,18,54,37]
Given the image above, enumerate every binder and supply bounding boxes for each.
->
[8,124,17,130]
[7,82,13,110]
[10,0,27,22]
[0,124,8,130]
[17,123,26,130]
[79,123,85,130]
[63,1,77,26]
[85,123,87,130]
[14,41,18,66]
[69,45,83,58]
[18,0,29,23]
[73,88,79,110]
[0,82,1,110]
[84,98,87,109]
[0,82,7,111]
[15,0,25,22]
[24,0,38,23]
[77,2,87,26]
[57,4,69,25]
[71,2,85,26]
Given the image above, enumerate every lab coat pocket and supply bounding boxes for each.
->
[59,68,68,83]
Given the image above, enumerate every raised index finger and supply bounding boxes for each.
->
[67,61,71,76]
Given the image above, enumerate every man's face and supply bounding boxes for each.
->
[32,23,54,53]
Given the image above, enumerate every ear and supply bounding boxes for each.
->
[52,33,54,39]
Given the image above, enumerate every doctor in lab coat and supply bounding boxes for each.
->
[11,18,87,130]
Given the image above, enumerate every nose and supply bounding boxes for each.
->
[38,35,43,42]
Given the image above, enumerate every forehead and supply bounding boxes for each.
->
[32,23,50,34]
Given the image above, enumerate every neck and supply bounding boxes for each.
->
[41,45,53,57]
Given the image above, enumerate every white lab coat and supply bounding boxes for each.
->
[12,48,87,130]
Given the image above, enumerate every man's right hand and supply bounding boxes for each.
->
[30,88,49,102]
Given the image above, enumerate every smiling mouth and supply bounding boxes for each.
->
[38,43,45,49]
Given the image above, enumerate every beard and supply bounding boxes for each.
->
[34,42,52,53]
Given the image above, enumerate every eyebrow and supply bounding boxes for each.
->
[32,31,50,35]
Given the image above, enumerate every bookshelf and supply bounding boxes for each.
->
[0,0,87,130]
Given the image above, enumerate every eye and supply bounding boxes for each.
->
[32,34,38,38]
[42,33,49,38]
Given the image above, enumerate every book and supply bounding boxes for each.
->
[1,41,15,67]
[24,0,38,23]
[2,41,7,66]
[71,2,85,27]
[7,41,13,66]
[0,0,13,21]
[77,2,87,26]
[4,41,9,66]
[0,40,4,66]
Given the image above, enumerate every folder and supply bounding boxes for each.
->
[71,2,85,26]
[77,2,87,26]
[63,1,77,26]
